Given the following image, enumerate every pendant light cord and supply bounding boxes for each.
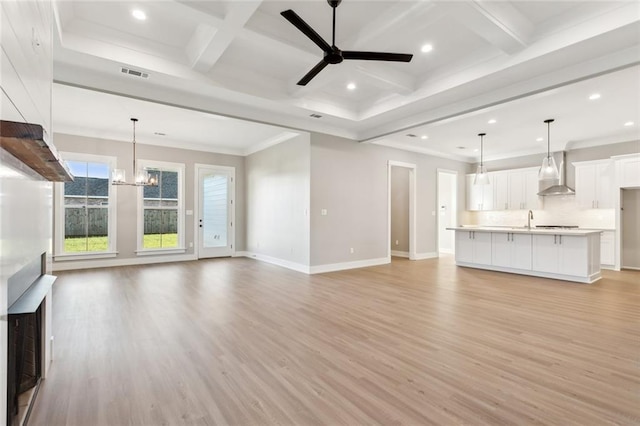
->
[544,118,554,160]
[132,118,138,176]
[332,6,336,47]
[478,132,486,167]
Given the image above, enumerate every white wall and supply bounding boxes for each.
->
[245,133,311,268]
[310,133,468,267]
[0,152,54,424]
[390,166,409,254]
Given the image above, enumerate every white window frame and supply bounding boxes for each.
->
[136,159,186,255]
[54,152,118,260]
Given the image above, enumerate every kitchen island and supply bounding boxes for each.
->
[446,227,602,283]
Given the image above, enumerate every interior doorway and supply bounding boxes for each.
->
[388,161,416,260]
[195,164,235,259]
[437,169,457,254]
[621,188,640,270]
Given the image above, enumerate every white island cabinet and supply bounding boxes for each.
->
[448,227,602,283]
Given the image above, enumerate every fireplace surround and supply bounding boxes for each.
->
[6,254,55,426]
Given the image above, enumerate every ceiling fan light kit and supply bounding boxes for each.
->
[281,0,413,86]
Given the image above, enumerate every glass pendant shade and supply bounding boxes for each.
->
[474,164,490,185]
[538,155,559,180]
[112,168,126,184]
[538,118,559,182]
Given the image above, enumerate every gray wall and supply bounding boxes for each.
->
[621,188,640,269]
[53,133,246,261]
[310,133,468,266]
[390,166,409,253]
[245,134,310,266]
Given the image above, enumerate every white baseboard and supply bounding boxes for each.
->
[412,252,439,260]
[242,252,310,274]
[309,257,390,274]
[439,248,454,254]
[621,265,640,271]
[53,253,198,271]
[390,250,409,258]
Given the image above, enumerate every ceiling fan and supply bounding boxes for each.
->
[281,0,414,86]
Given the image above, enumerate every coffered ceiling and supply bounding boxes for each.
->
[52,0,640,160]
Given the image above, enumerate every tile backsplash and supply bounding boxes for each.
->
[467,196,615,229]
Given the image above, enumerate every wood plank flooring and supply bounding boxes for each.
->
[30,256,640,425]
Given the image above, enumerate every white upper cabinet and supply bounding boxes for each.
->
[508,168,540,210]
[466,174,494,211]
[493,171,509,211]
[574,160,613,209]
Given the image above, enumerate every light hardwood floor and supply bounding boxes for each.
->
[30,256,639,425]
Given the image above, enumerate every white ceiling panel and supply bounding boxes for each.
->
[51,0,640,160]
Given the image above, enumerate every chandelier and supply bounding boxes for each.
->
[112,118,157,186]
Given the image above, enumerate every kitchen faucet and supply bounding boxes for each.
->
[527,210,534,229]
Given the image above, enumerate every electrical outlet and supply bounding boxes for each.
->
[350,247,354,254]
[189,242,193,248]
[395,240,399,245]
[321,209,328,216]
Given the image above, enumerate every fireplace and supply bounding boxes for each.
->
[6,253,55,426]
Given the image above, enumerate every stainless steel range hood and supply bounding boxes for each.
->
[0,120,73,181]
[537,151,574,196]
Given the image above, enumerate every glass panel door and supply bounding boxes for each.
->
[198,166,234,258]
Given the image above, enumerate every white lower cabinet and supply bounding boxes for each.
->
[532,234,588,277]
[451,229,601,283]
[455,231,492,264]
[492,233,532,270]
[600,231,615,266]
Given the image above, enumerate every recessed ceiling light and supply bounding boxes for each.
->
[421,44,433,53]
[536,137,543,142]
[347,82,356,90]
[132,9,146,20]
[421,135,428,140]
[624,121,635,126]
[589,93,601,100]
[488,119,497,124]
[474,149,479,152]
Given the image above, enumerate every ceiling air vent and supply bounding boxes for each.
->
[309,114,322,119]
[120,67,149,79]
[406,134,417,138]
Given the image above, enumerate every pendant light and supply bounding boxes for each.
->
[112,118,157,186]
[474,132,490,185]
[538,118,559,182]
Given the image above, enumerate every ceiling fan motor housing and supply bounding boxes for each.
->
[324,48,344,64]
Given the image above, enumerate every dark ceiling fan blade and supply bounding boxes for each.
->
[297,60,329,86]
[281,10,332,53]
[343,51,413,62]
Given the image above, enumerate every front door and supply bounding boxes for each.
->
[197,166,234,258]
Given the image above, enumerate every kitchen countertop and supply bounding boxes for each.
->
[446,226,602,236]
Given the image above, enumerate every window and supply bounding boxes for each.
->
[137,160,185,254]
[55,153,116,258]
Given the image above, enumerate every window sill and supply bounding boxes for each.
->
[135,248,186,256]
[54,252,118,261]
